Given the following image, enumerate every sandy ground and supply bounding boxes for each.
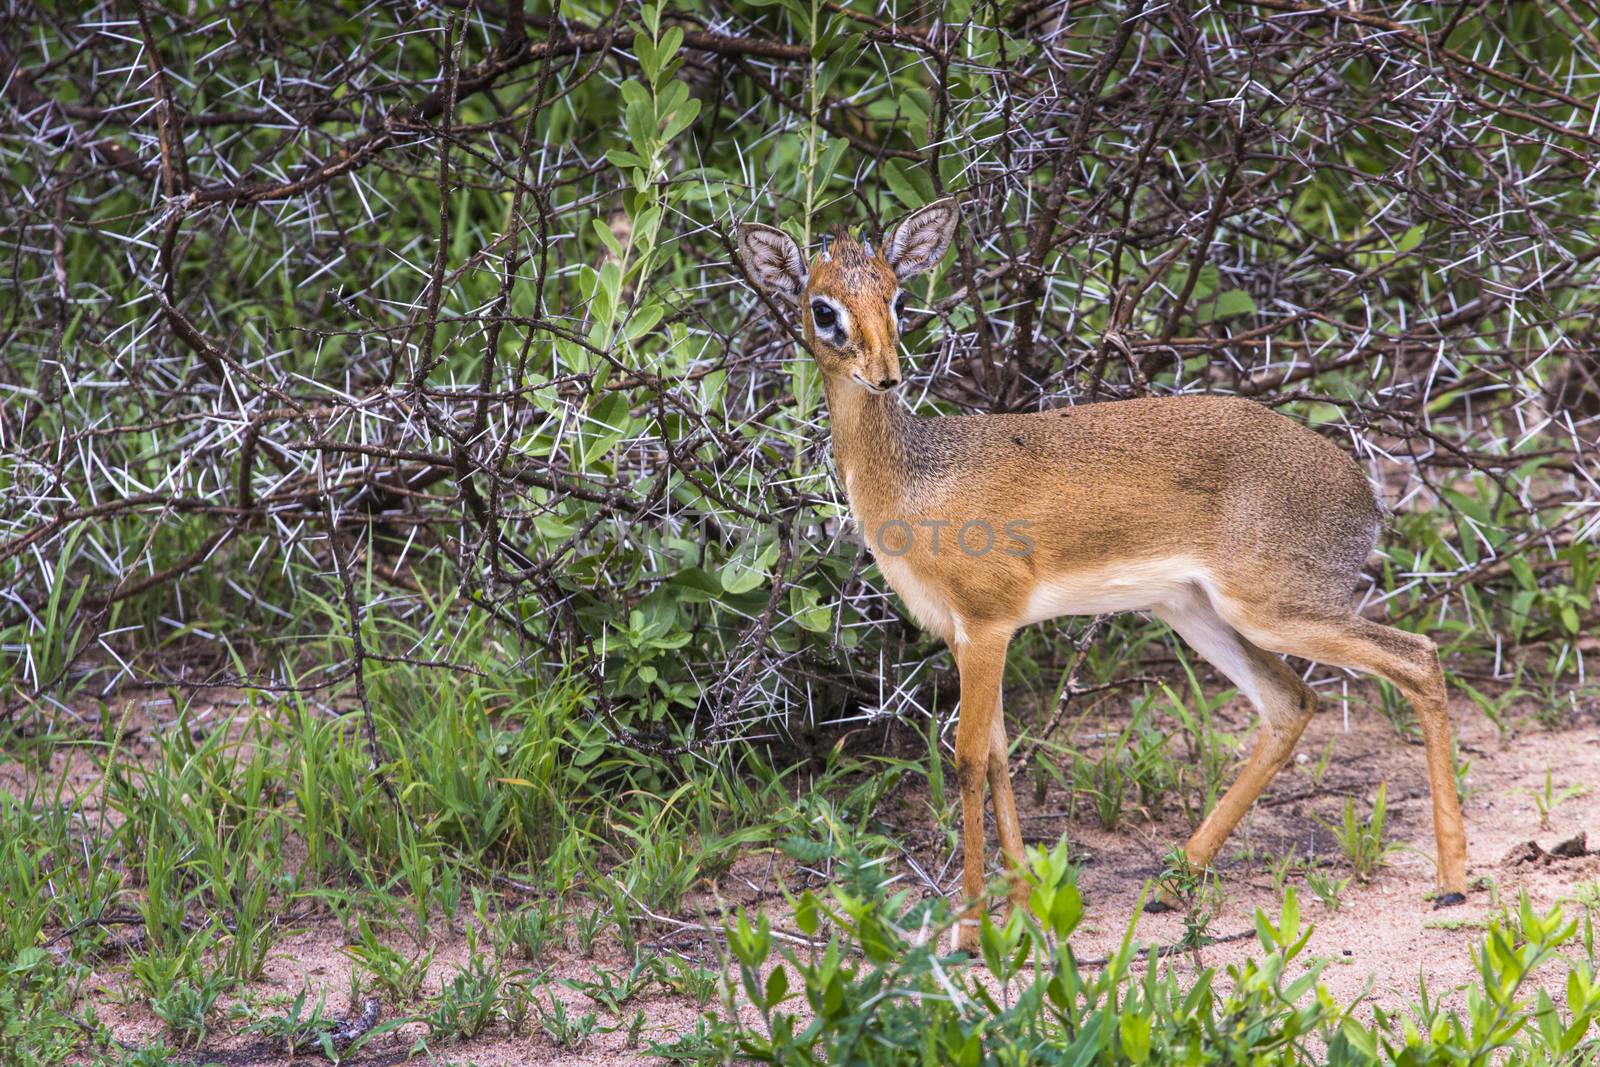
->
[1061,708,1600,1008]
[21,681,1600,1065]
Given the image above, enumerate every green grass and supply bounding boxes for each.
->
[0,586,824,1061]
[0,549,1593,1062]
[18,579,1593,1062]
[1,599,1596,1062]
[1319,781,1402,882]
[689,842,1600,1066]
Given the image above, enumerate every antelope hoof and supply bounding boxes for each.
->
[1432,891,1467,909]
[953,920,981,957]
[1142,897,1176,914]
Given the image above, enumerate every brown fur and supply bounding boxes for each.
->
[736,203,1469,957]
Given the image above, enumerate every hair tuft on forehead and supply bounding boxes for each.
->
[819,225,878,269]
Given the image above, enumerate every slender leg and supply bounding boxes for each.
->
[987,703,1027,911]
[1180,644,1316,872]
[1226,610,1468,900]
[952,626,1010,954]
[1408,648,1469,900]
[1150,588,1316,908]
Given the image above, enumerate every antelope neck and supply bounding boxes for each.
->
[822,375,912,505]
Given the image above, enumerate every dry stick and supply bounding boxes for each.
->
[730,55,925,162]
[134,5,190,195]
[610,880,825,952]
[159,22,822,208]
[1075,928,1255,969]
[4,5,1596,763]
[328,999,384,1051]
[1088,51,1190,400]
[135,4,222,406]
[0,40,149,179]
[407,13,464,393]
[318,469,403,816]
[1154,119,1250,348]
[471,60,554,592]
[1394,511,1589,621]
[2,491,239,719]
[1010,0,1149,375]
[1010,677,1164,779]
[712,521,796,738]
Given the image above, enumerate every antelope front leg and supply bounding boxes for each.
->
[952,626,1011,955]
[987,702,1027,913]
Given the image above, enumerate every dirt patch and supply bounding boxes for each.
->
[31,685,1600,1065]
[1053,708,1600,1012]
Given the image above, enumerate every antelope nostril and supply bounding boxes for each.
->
[880,377,899,390]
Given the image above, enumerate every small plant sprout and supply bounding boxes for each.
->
[1518,768,1589,831]
[535,991,610,1051]
[1309,738,1335,788]
[1305,868,1351,911]
[1267,846,1300,894]
[1319,782,1402,882]
[1156,847,1225,966]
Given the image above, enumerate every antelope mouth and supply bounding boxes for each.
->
[850,372,895,394]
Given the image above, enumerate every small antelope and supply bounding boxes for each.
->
[736,198,1468,954]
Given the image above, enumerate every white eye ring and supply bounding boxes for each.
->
[810,296,849,338]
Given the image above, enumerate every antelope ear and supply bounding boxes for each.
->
[883,197,959,280]
[735,223,807,303]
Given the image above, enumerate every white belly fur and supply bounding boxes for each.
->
[869,550,1212,647]
[1020,557,1209,626]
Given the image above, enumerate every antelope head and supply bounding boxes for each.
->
[736,198,960,393]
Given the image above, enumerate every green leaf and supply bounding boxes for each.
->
[657,26,683,68]
[605,147,645,170]
[634,30,658,83]
[789,585,833,632]
[623,303,664,344]
[776,0,812,34]
[624,98,655,160]
[532,513,575,540]
[816,137,850,186]
[764,964,788,1007]
[632,205,662,252]
[1199,288,1257,322]
[1049,883,1082,940]
[721,559,768,595]
[778,836,831,864]
[1396,223,1427,253]
[1508,554,1537,591]
[1171,263,1220,301]
[662,97,701,142]
[591,217,624,260]
[720,538,778,595]
[882,159,933,209]
[1119,1011,1151,1063]
[794,890,821,935]
[581,390,632,465]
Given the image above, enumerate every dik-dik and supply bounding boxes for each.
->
[735,198,1468,954]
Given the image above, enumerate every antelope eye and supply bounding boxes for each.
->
[811,301,837,329]
[893,292,909,319]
